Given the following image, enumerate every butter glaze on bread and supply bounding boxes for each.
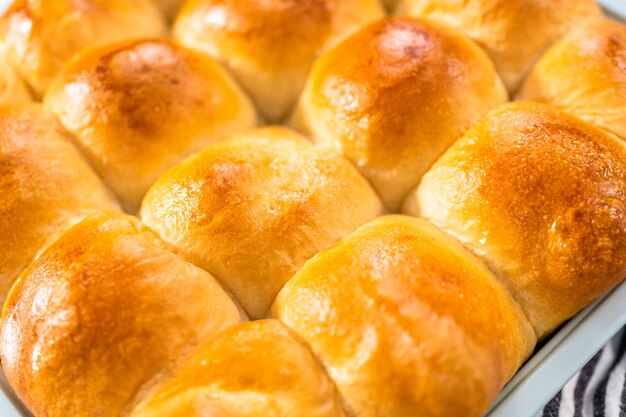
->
[0,105,118,307]
[273,215,536,417]
[174,0,384,121]
[141,127,384,319]
[405,102,626,338]
[0,212,242,417]
[45,38,257,212]
[520,18,626,141]
[292,17,507,211]
[0,0,166,97]
[131,320,348,417]
[396,0,602,92]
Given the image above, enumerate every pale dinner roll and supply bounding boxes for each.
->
[141,127,384,319]
[174,0,384,121]
[292,17,507,211]
[520,18,626,141]
[0,212,242,417]
[396,0,602,92]
[405,102,626,338]
[0,0,166,97]
[45,38,257,212]
[0,59,30,107]
[131,320,348,417]
[273,215,536,417]
[0,105,117,307]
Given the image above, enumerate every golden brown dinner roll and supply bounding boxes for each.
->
[0,105,118,307]
[174,0,384,121]
[396,0,602,92]
[292,17,507,211]
[45,38,257,212]
[273,215,536,417]
[131,320,348,417]
[0,212,242,417]
[0,0,166,97]
[141,127,384,319]
[405,101,626,338]
[0,59,31,107]
[520,18,626,141]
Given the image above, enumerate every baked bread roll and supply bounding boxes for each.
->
[141,127,384,319]
[0,0,166,97]
[519,18,626,141]
[0,212,242,417]
[0,59,30,107]
[173,0,384,121]
[131,320,348,417]
[272,215,536,417]
[45,38,257,212]
[292,17,506,211]
[396,0,602,92]
[404,101,626,338]
[0,105,117,307]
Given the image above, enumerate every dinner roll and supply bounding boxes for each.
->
[292,17,507,211]
[0,105,117,307]
[174,0,384,121]
[520,18,626,141]
[141,127,384,319]
[396,0,602,92]
[0,0,166,97]
[405,102,626,338]
[0,59,31,107]
[0,212,242,417]
[273,215,536,417]
[131,320,348,417]
[45,38,257,212]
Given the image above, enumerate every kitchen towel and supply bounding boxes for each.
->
[538,328,626,417]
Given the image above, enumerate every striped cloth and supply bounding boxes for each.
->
[537,329,626,417]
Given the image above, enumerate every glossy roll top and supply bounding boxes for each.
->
[0,212,242,417]
[273,215,536,417]
[0,0,166,96]
[520,18,626,141]
[174,0,384,121]
[405,101,626,338]
[131,320,349,417]
[0,105,117,307]
[396,0,602,91]
[44,38,257,212]
[292,16,507,211]
[141,127,384,319]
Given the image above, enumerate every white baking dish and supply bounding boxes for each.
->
[0,1,624,416]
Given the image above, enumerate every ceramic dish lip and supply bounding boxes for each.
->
[602,0,626,19]
[486,280,626,417]
[0,0,9,14]
[0,1,625,417]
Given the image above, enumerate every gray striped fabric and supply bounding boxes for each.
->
[537,329,626,417]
